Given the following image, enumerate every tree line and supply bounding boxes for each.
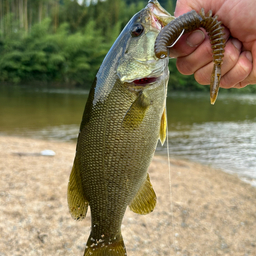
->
[0,0,255,92]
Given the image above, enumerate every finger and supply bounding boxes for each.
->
[168,29,206,58]
[234,44,256,88]
[176,27,230,75]
[174,0,197,17]
[194,37,242,85]
[176,37,213,75]
[230,51,253,88]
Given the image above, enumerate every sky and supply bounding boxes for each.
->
[76,0,106,6]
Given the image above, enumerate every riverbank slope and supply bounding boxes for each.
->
[0,136,255,255]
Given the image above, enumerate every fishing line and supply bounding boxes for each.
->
[165,106,175,254]
[167,29,185,48]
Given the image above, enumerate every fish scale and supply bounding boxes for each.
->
[71,76,167,255]
[78,80,165,233]
[67,1,172,255]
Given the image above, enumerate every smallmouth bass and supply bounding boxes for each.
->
[67,1,173,255]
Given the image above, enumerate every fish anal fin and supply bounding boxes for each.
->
[67,157,89,220]
[122,92,151,129]
[129,173,156,215]
[84,233,126,256]
[159,107,167,145]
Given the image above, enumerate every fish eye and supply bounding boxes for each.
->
[131,24,144,37]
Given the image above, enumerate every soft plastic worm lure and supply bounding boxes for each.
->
[154,9,225,104]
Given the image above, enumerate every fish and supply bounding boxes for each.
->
[67,1,173,255]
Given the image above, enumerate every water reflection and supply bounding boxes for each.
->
[0,85,87,135]
[157,121,256,182]
[1,124,80,142]
[0,85,256,184]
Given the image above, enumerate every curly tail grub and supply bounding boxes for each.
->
[155,9,225,104]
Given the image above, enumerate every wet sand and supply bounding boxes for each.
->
[0,136,256,256]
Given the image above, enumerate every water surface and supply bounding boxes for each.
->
[159,92,256,185]
[1,85,256,184]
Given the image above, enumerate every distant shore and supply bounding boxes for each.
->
[1,136,256,255]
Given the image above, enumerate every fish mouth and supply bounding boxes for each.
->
[132,77,159,86]
[117,0,172,86]
[147,0,173,30]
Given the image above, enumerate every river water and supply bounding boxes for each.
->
[1,85,256,185]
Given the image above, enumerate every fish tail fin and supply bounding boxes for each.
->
[84,233,127,256]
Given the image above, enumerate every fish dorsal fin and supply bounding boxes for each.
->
[67,157,89,220]
[159,107,167,145]
[122,92,151,129]
[129,173,156,215]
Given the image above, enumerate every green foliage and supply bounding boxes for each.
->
[0,0,147,87]
[0,16,109,86]
[0,0,254,93]
[168,59,207,91]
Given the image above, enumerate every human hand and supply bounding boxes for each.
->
[169,0,256,88]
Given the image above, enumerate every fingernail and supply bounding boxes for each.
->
[231,38,242,51]
[186,30,205,47]
[245,51,253,62]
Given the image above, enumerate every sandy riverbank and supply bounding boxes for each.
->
[0,136,256,256]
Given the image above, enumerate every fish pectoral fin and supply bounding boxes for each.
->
[159,107,167,145]
[129,173,156,215]
[67,156,89,220]
[122,92,151,129]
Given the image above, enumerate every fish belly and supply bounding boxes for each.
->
[77,80,166,238]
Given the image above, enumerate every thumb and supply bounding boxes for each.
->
[174,0,194,16]
[168,29,205,58]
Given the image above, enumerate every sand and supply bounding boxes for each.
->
[0,136,256,256]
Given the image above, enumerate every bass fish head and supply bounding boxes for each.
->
[116,0,174,87]
[94,0,174,105]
